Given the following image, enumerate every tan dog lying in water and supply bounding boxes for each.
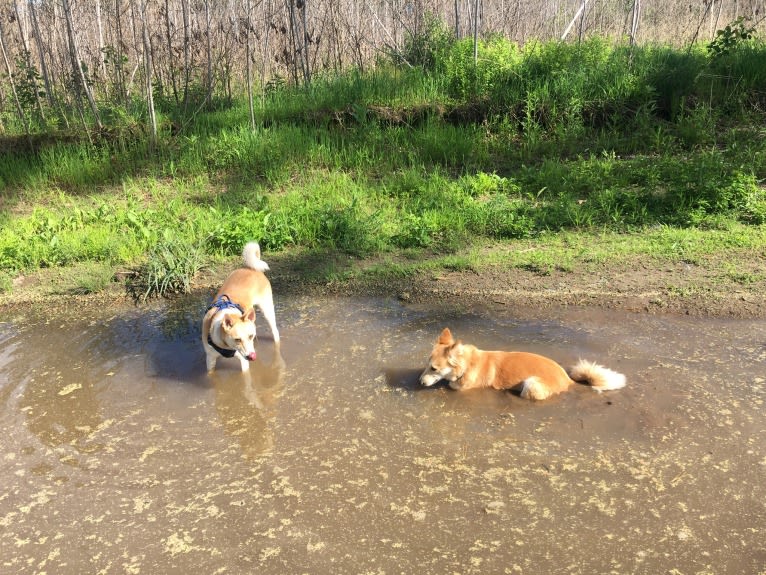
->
[419,327,626,400]
[202,242,280,373]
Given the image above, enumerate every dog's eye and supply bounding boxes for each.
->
[234,338,241,344]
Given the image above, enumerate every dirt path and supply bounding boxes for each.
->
[268,251,766,319]
[3,248,765,318]
[384,259,766,318]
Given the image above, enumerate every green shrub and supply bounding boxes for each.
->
[206,207,270,255]
[707,17,757,58]
[729,172,766,224]
[392,212,441,248]
[71,262,115,295]
[130,236,205,301]
[399,14,454,70]
[442,36,521,99]
[469,195,536,238]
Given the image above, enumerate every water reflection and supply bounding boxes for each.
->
[383,367,425,391]
[22,366,104,456]
[211,352,285,460]
[13,317,117,462]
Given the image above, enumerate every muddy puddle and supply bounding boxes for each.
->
[1,295,765,574]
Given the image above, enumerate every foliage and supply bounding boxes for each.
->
[129,235,205,301]
[13,52,46,125]
[206,206,270,254]
[441,36,521,99]
[71,262,115,295]
[399,13,455,70]
[2,35,766,296]
[707,17,757,58]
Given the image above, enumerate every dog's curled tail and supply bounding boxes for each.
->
[568,359,626,392]
[242,241,269,272]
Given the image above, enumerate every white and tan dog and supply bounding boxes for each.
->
[202,242,280,373]
[420,327,626,400]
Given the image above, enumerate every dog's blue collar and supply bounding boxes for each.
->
[207,295,243,358]
[208,294,244,315]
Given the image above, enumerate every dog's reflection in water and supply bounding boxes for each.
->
[210,352,285,460]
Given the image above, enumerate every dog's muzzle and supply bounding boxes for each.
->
[420,370,443,387]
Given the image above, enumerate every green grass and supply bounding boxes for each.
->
[69,262,116,295]
[127,237,206,301]
[1,35,766,298]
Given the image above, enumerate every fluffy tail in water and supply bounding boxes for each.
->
[567,359,626,392]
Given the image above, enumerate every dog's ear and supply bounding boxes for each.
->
[243,307,256,322]
[447,341,464,367]
[223,315,236,331]
[437,328,454,345]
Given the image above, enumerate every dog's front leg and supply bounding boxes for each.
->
[237,353,251,372]
[202,315,218,373]
[205,345,218,373]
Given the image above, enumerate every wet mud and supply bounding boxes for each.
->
[1,296,765,574]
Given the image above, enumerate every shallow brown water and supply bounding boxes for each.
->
[1,295,765,574]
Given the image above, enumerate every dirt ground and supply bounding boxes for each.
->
[262,248,766,319]
[391,257,766,318]
[3,247,765,318]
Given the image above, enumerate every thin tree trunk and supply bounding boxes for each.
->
[286,0,299,84]
[473,0,479,66]
[63,1,91,134]
[260,0,273,108]
[577,0,587,42]
[688,0,714,48]
[245,0,255,128]
[327,0,340,72]
[14,1,47,125]
[95,0,108,84]
[114,0,128,106]
[12,2,30,55]
[139,0,158,147]
[34,1,70,128]
[205,0,213,107]
[62,0,103,130]
[0,14,30,135]
[164,0,179,104]
[300,0,311,84]
[630,0,641,46]
[712,0,724,38]
[181,0,191,113]
[454,0,460,38]
[29,2,54,110]
[561,0,589,40]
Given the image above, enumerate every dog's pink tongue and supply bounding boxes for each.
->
[246,352,257,361]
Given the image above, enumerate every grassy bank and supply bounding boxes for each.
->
[1,32,765,299]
